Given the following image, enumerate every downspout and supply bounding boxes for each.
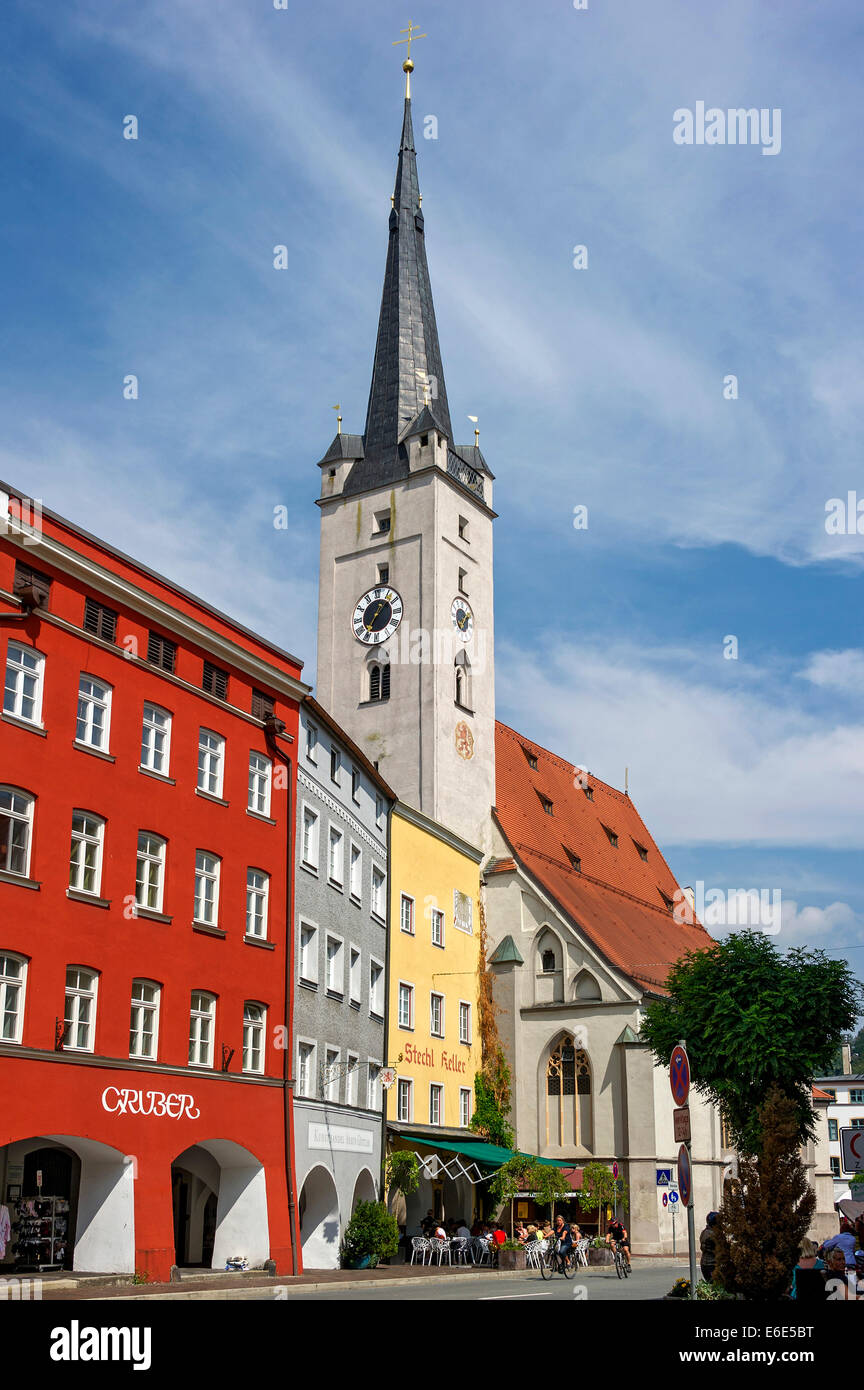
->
[265,715,300,1276]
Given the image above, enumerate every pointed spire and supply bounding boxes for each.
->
[342,86,453,496]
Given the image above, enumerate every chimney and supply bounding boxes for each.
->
[841,1043,852,1076]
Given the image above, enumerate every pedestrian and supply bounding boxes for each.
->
[820,1218,857,1270]
[789,1238,825,1301]
[699,1211,718,1282]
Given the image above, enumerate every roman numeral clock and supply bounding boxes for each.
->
[351,586,404,645]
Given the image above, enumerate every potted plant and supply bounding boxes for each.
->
[587,1236,614,1266]
[497,1239,527,1271]
[340,1200,400,1271]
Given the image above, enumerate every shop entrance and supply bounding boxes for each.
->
[170,1140,268,1270]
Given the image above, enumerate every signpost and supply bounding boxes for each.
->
[840,1128,864,1173]
[656,1167,673,1186]
[670,1042,698,1300]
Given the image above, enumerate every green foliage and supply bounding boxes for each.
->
[714,1088,816,1301]
[667,1277,690,1298]
[639,932,863,1153]
[341,1200,399,1266]
[695,1280,735,1301]
[385,1149,420,1197]
[500,1239,525,1252]
[470,1054,515,1150]
[132,1269,149,1285]
[488,1155,571,1210]
[578,1161,628,1234]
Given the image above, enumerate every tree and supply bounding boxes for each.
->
[470,1060,515,1150]
[640,932,863,1153]
[714,1088,816,1300]
[578,1161,628,1237]
[341,1200,400,1267]
[487,1155,571,1236]
[385,1150,420,1198]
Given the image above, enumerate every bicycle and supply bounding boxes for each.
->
[539,1239,575,1280]
[611,1240,631,1279]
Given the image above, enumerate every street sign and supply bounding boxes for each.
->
[673,1106,691,1144]
[668,1190,680,1205]
[840,1128,864,1174]
[656,1168,673,1186]
[612,1162,619,1179]
[662,1192,668,1208]
[670,1045,690,1107]
[677,1144,692,1208]
[380,1067,397,1090]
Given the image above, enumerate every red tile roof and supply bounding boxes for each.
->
[812,1086,834,1103]
[494,721,714,994]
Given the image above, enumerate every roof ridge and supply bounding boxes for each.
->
[495,719,626,797]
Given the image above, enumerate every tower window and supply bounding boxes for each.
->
[420,433,429,447]
[454,652,472,710]
[369,663,390,702]
[377,564,389,584]
[458,568,468,596]
[374,511,391,535]
[541,949,556,974]
[458,516,469,542]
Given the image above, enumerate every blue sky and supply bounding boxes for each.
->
[2,0,862,1007]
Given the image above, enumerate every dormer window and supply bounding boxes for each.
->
[420,433,429,447]
[537,792,553,816]
[633,841,648,861]
[521,745,538,770]
[659,890,674,913]
[584,785,594,801]
[602,826,618,848]
[564,847,581,872]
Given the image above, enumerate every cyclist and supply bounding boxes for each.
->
[553,1214,573,1268]
[606,1217,631,1271]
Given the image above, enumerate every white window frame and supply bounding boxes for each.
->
[430,1082,444,1126]
[345,1051,359,1107]
[140,703,172,775]
[397,1077,413,1123]
[460,1087,472,1128]
[324,1045,340,1102]
[398,980,414,1031]
[400,893,415,935]
[3,642,45,725]
[328,824,344,887]
[194,851,221,926]
[75,674,112,751]
[459,999,472,1046]
[349,944,362,1005]
[188,990,216,1067]
[301,803,319,872]
[129,979,160,1060]
[0,952,27,1044]
[431,907,445,948]
[69,810,105,896]
[243,1001,266,1075]
[135,831,166,913]
[369,956,384,1018]
[330,745,341,785]
[371,866,386,921]
[248,751,272,817]
[349,842,362,902]
[305,722,318,764]
[430,991,445,1039]
[246,867,269,939]
[298,919,319,986]
[64,966,98,1053]
[297,1037,317,1098]
[197,728,225,798]
[367,1059,382,1112]
[326,933,345,995]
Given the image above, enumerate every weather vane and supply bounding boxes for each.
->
[332,402,342,435]
[393,20,427,97]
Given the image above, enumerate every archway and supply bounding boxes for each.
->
[171,1139,269,1269]
[298,1165,340,1269]
[350,1168,377,1213]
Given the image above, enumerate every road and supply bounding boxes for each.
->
[258,1261,690,1302]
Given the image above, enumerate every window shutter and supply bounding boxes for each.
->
[83,597,118,642]
[381,664,390,699]
[370,665,380,701]
[147,631,177,673]
[202,661,228,699]
[13,561,52,607]
[252,688,275,720]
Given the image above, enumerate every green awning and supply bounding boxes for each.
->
[407,1136,573,1170]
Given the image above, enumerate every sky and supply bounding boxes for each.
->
[2,0,862,1013]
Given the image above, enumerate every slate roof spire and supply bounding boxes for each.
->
[341,88,453,495]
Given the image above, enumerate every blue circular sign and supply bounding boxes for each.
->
[670,1046,690,1107]
[668,1190,679,1204]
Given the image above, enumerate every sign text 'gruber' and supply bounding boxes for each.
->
[101,1086,200,1118]
[402,1043,467,1073]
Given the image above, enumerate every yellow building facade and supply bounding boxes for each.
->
[387,805,483,1142]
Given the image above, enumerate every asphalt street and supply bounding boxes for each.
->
[257,1261,691,1301]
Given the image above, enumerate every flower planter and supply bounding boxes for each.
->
[588,1248,614,1266]
[498,1249,526,1271]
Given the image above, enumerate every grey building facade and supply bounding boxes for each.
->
[293,696,393,1268]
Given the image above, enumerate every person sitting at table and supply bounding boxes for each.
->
[456,1219,471,1239]
[514,1222,528,1242]
[492,1224,506,1247]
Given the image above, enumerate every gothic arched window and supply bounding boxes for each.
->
[545,1037,591,1148]
[368,662,390,702]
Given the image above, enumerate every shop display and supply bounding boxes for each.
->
[11,1196,69,1271]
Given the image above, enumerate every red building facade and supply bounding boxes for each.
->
[0,487,308,1282]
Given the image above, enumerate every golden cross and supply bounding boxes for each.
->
[393,20,427,94]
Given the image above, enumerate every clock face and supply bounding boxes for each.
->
[351,586,404,645]
[451,597,474,642]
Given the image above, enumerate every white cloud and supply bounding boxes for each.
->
[801,649,864,695]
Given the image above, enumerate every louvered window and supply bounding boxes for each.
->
[147,631,176,674]
[13,562,51,607]
[83,597,118,643]
[202,661,227,700]
[252,688,274,720]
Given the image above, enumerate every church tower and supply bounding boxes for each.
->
[315,61,495,851]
